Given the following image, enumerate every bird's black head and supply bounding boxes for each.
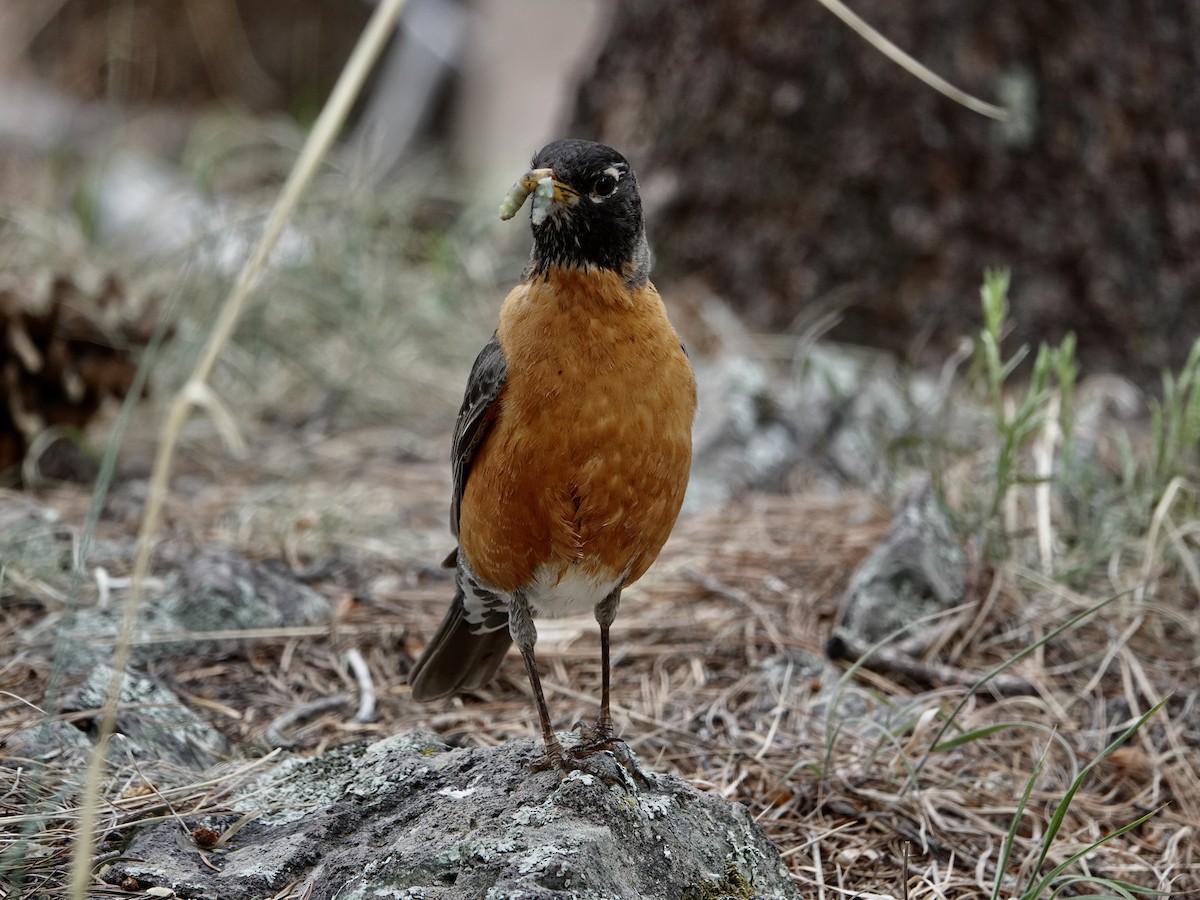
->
[509,139,650,284]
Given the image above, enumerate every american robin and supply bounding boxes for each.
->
[408,139,697,771]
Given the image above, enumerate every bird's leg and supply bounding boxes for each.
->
[572,588,623,756]
[509,592,567,771]
[595,591,618,740]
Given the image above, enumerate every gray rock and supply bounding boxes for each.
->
[689,355,804,510]
[58,548,332,672]
[835,476,965,653]
[62,664,230,770]
[105,730,800,900]
[686,337,969,507]
[2,717,94,768]
[175,548,332,635]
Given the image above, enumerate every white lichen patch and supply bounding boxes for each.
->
[371,887,429,899]
[347,760,420,799]
[364,731,445,758]
[515,843,577,875]
[236,733,444,826]
[482,888,523,900]
[459,835,521,863]
[509,797,558,827]
[339,883,430,900]
[725,824,774,885]
[561,770,596,788]
[638,793,674,820]
[346,733,439,797]
[489,837,519,855]
[241,750,355,826]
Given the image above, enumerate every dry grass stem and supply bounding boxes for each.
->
[61,2,412,896]
[813,0,1009,120]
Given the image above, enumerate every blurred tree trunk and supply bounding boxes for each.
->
[572,1,1200,382]
[26,0,370,112]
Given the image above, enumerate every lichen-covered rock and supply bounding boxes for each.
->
[104,730,800,900]
[835,476,965,652]
[62,664,231,770]
[177,548,333,635]
[56,548,332,671]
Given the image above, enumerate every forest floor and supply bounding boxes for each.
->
[2,121,1199,898]
[4,387,1198,898]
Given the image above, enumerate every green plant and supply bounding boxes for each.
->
[974,268,1080,560]
[993,698,1168,900]
[1145,336,1200,504]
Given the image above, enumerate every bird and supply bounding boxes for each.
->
[408,138,697,772]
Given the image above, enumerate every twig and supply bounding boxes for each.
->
[681,567,789,654]
[755,656,793,762]
[828,631,1038,696]
[1033,392,1061,573]
[265,695,351,748]
[814,0,1009,120]
[92,567,166,610]
[346,648,377,724]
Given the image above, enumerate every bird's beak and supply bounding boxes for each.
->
[498,167,579,222]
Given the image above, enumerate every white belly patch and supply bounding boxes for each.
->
[525,564,624,618]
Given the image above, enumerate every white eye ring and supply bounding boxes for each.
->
[589,166,623,202]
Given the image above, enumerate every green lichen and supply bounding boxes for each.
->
[515,843,577,875]
[509,797,557,827]
[243,746,358,825]
[462,836,520,862]
[683,860,757,900]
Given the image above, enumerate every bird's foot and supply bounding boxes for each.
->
[570,722,646,786]
[529,731,645,787]
[529,734,572,774]
[570,717,621,759]
[528,736,621,771]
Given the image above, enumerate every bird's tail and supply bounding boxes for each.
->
[408,587,513,701]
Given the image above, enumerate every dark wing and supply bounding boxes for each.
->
[449,333,508,537]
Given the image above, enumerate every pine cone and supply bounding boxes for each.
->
[0,271,169,482]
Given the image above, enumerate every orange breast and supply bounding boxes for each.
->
[457,267,696,595]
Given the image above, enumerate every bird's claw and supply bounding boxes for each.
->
[529,726,643,787]
[570,716,618,755]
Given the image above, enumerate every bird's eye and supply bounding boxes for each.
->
[592,174,618,198]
